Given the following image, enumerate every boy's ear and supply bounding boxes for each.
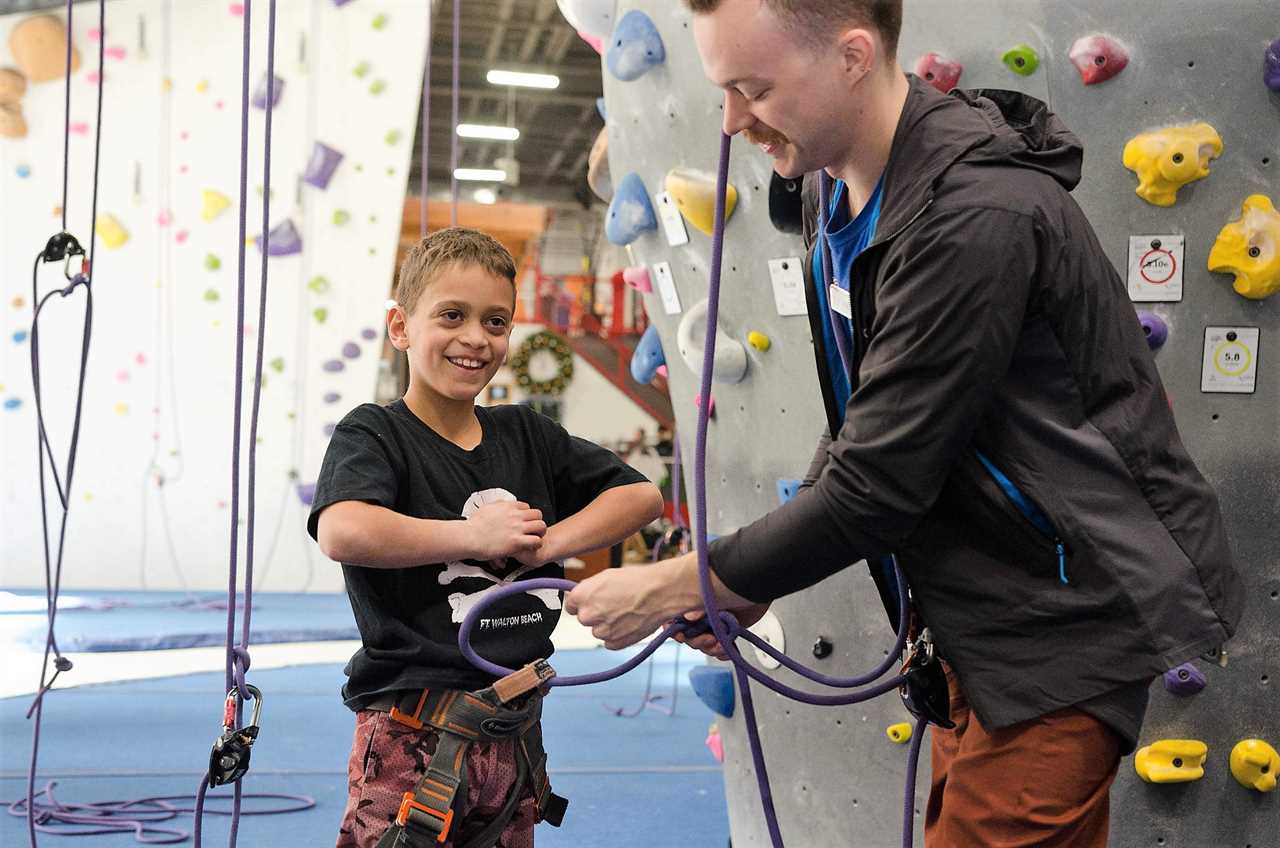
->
[387,304,410,351]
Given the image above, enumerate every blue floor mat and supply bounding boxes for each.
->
[0,590,359,651]
[1,652,728,847]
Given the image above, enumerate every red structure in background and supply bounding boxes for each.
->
[523,259,672,431]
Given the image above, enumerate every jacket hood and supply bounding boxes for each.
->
[803,75,1084,241]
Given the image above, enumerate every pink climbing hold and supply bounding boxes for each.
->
[914,53,963,93]
[695,392,716,417]
[578,30,604,55]
[104,46,126,61]
[622,265,653,293]
[1069,34,1129,85]
[229,2,245,15]
[705,727,724,763]
[655,365,668,379]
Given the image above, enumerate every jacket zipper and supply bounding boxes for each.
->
[974,451,1069,585]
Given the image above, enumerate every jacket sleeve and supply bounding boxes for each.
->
[708,207,1038,602]
[799,429,831,492]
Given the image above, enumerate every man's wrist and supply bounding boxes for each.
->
[659,552,706,615]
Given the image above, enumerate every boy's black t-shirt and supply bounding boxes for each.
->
[307,400,647,709]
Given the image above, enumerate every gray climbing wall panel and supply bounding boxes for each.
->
[599,1,1279,846]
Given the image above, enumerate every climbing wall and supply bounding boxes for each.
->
[594,0,1279,845]
[0,0,428,592]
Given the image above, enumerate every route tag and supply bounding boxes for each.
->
[652,261,682,315]
[655,192,689,247]
[768,257,807,316]
[1200,326,1259,394]
[1127,235,1185,302]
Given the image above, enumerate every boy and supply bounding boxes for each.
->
[310,227,664,848]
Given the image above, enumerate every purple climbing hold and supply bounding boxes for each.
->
[322,423,337,437]
[1137,311,1168,351]
[1163,661,1206,696]
[256,219,303,256]
[323,391,341,404]
[296,481,316,506]
[322,359,345,373]
[1266,38,1280,93]
[251,71,284,110]
[361,327,378,341]
[303,141,344,190]
[342,342,361,359]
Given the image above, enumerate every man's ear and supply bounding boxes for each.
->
[837,27,876,83]
[387,304,410,351]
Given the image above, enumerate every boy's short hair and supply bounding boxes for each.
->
[395,227,518,314]
[684,0,903,57]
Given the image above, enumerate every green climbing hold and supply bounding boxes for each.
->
[385,129,402,145]
[269,357,285,373]
[1001,44,1040,76]
[313,307,328,323]
[204,288,220,302]
[205,254,221,271]
[369,79,386,95]
[308,275,331,294]
[372,13,387,30]
[333,209,351,226]
[353,61,370,78]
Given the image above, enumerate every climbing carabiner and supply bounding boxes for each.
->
[208,684,263,787]
[899,628,955,730]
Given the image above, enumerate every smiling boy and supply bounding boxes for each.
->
[309,227,663,848]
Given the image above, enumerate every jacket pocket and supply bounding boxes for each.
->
[960,450,1070,585]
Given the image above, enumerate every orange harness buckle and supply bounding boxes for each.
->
[395,792,453,843]
[388,689,430,730]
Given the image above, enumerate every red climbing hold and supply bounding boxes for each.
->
[914,52,963,93]
[1069,35,1129,85]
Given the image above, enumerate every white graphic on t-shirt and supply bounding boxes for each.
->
[440,487,562,624]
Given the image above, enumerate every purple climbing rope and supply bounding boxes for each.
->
[23,1,105,843]
[457,135,926,848]
[419,4,432,237]
[449,0,460,226]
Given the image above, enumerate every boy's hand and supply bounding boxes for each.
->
[465,501,547,561]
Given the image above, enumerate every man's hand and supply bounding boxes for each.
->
[464,501,546,561]
[674,603,771,661]
[564,564,688,650]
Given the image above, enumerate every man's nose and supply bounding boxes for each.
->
[722,90,753,136]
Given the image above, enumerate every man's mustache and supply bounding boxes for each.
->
[745,126,789,147]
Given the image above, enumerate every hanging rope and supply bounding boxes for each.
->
[449,0,460,225]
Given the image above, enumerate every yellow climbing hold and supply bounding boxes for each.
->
[747,331,771,352]
[1122,123,1222,207]
[664,167,737,236]
[114,403,129,415]
[1208,194,1280,300]
[1134,739,1208,784]
[201,189,231,222]
[1229,739,1279,792]
[886,722,913,744]
[95,214,129,249]
[196,79,209,93]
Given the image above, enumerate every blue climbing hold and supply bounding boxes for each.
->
[606,10,665,82]
[689,666,735,718]
[595,96,607,121]
[776,479,802,505]
[629,324,665,384]
[605,173,657,245]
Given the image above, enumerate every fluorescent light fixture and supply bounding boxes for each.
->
[473,188,498,205]
[486,69,560,89]
[454,168,507,182]
[457,123,520,141]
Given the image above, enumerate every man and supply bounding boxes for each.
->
[564,1,1244,845]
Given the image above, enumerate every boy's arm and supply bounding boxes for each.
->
[535,482,664,564]
[317,499,546,568]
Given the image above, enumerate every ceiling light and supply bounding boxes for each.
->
[473,188,497,205]
[486,69,560,89]
[454,168,507,182]
[457,123,520,141]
